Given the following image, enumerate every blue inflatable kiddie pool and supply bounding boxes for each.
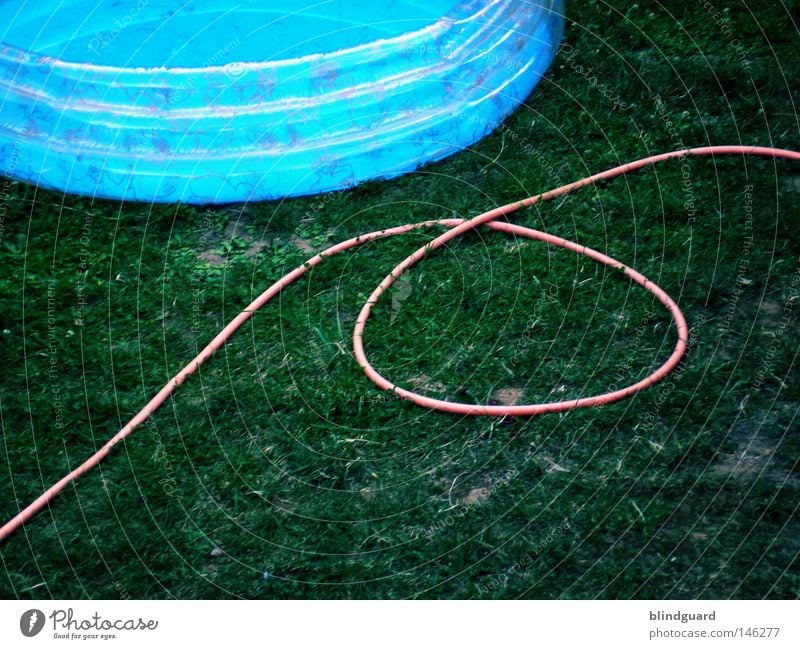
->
[0,0,564,204]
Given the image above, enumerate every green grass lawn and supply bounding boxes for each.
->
[1,1,799,599]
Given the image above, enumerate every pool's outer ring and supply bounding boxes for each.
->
[0,0,564,204]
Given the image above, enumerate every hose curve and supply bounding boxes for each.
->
[1,145,798,542]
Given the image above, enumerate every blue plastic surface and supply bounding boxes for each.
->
[0,1,564,204]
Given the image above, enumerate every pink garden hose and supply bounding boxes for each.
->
[2,145,798,542]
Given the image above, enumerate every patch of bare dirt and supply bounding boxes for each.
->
[492,387,523,405]
[461,487,491,505]
[196,206,267,263]
[197,251,226,266]
[406,374,448,393]
[710,419,797,485]
[290,236,315,253]
[783,176,800,193]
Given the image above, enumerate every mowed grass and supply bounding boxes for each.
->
[1,1,799,599]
